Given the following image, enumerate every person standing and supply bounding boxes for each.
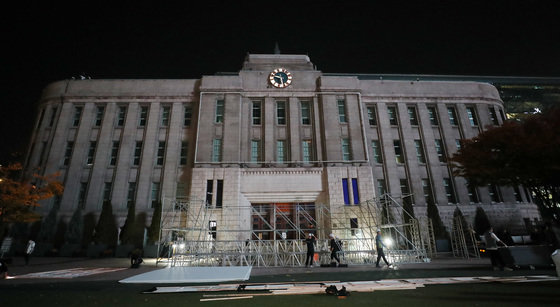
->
[25,239,35,265]
[304,233,316,267]
[375,229,391,268]
[329,233,341,265]
[484,227,508,270]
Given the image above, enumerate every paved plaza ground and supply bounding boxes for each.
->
[1,256,559,306]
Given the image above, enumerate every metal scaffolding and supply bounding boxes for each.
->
[155,194,428,267]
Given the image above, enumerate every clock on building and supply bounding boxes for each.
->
[269,68,292,88]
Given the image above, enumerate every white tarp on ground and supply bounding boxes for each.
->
[119,266,252,284]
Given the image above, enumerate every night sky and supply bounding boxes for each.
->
[2,1,559,164]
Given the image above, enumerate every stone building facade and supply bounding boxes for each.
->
[25,54,540,240]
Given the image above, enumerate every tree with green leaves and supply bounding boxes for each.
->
[65,208,83,245]
[93,201,118,248]
[473,206,492,236]
[427,201,448,239]
[147,201,162,244]
[450,108,560,225]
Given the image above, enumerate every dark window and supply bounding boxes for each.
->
[63,141,74,166]
[372,140,383,163]
[342,178,350,205]
[489,106,499,125]
[388,106,398,125]
[72,106,83,127]
[367,106,377,125]
[466,106,478,126]
[110,141,119,166]
[117,106,126,127]
[338,99,347,123]
[86,141,96,165]
[133,141,142,166]
[184,106,192,126]
[427,106,438,125]
[277,101,286,125]
[252,101,261,125]
[95,106,104,126]
[206,180,214,206]
[161,106,170,126]
[180,141,188,165]
[49,107,58,127]
[408,106,418,125]
[352,178,359,204]
[156,141,166,166]
[394,140,404,164]
[216,180,223,208]
[139,106,148,127]
[447,106,458,126]
[215,100,224,123]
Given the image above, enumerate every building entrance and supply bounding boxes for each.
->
[251,203,316,240]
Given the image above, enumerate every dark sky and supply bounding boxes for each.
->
[2,1,559,164]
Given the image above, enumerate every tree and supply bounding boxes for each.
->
[81,212,96,248]
[450,108,560,224]
[0,163,63,224]
[65,207,83,245]
[147,201,162,244]
[119,202,136,245]
[93,201,118,248]
[473,206,491,236]
[427,201,449,239]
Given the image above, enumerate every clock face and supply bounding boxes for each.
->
[269,68,293,88]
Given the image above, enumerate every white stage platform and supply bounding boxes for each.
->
[119,266,252,284]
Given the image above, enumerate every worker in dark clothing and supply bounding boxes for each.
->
[304,233,316,267]
[329,233,342,265]
[375,229,391,268]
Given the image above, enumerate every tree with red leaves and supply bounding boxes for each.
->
[450,108,560,224]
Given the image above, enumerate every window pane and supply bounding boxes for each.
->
[139,106,148,127]
[342,178,350,205]
[302,140,312,163]
[337,99,347,123]
[252,101,261,125]
[388,106,398,125]
[408,106,418,125]
[161,106,170,126]
[215,100,224,123]
[156,141,166,166]
[251,140,261,163]
[342,138,352,161]
[394,140,404,164]
[184,105,192,126]
[435,139,446,162]
[212,139,222,162]
[276,101,286,125]
[301,101,311,125]
[447,106,458,126]
[371,140,383,163]
[414,140,425,163]
[466,106,478,126]
[277,140,286,162]
[367,106,377,125]
[427,106,438,125]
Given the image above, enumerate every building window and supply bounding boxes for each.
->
[151,182,160,208]
[86,141,97,165]
[63,141,74,166]
[276,101,286,125]
[350,218,359,236]
[443,178,456,204]
[39,141,48,166]
[176,182,187,198]
[212,139,222,162]
[301,101,311,125]
[72,106,83,127]
[180,141,188,165]
[489,106,499,125]
[414,139,426,163]
[302,140,312,163]
[342,178,350,205]
[251,140,262,163]
[117,106,126,127]
[337,99,347,123]
[341,138,352,161]
[127,182,136,207]
[371,140,383,163]
[184,105,192,126]
[367,106,377,126]
[215,100,224,123]
[427,106,438,125]
[513,186,523,202]
[422,179,433,205]
[447,106,458,126]
[49,107,58,127]
[78,182,88,209]
[37,108,46,130]
[216,180,223,208]
[466,106,478,126]
[400,179,413,209]
[206,180,213,206]
[109,141,119,166]
[455,139,461,151]
[133,141,142,166]
[377,179,386,197]
[499,108,506,122]
[434,139,446,162]
[252,101,261,125]
[467,181,479,203]
[95,106,104,126]
[102,182,112,204]
[139,106,148,127]
[156,141,166,166]
[276,140,287,163]
[408,106,418,126]
[393,140,404,164]
[161,106,170,127]
[352,178,360,204]
[387,106,398,125]
[488,184,502,203]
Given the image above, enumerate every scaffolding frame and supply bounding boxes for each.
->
[155,194,428,267]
